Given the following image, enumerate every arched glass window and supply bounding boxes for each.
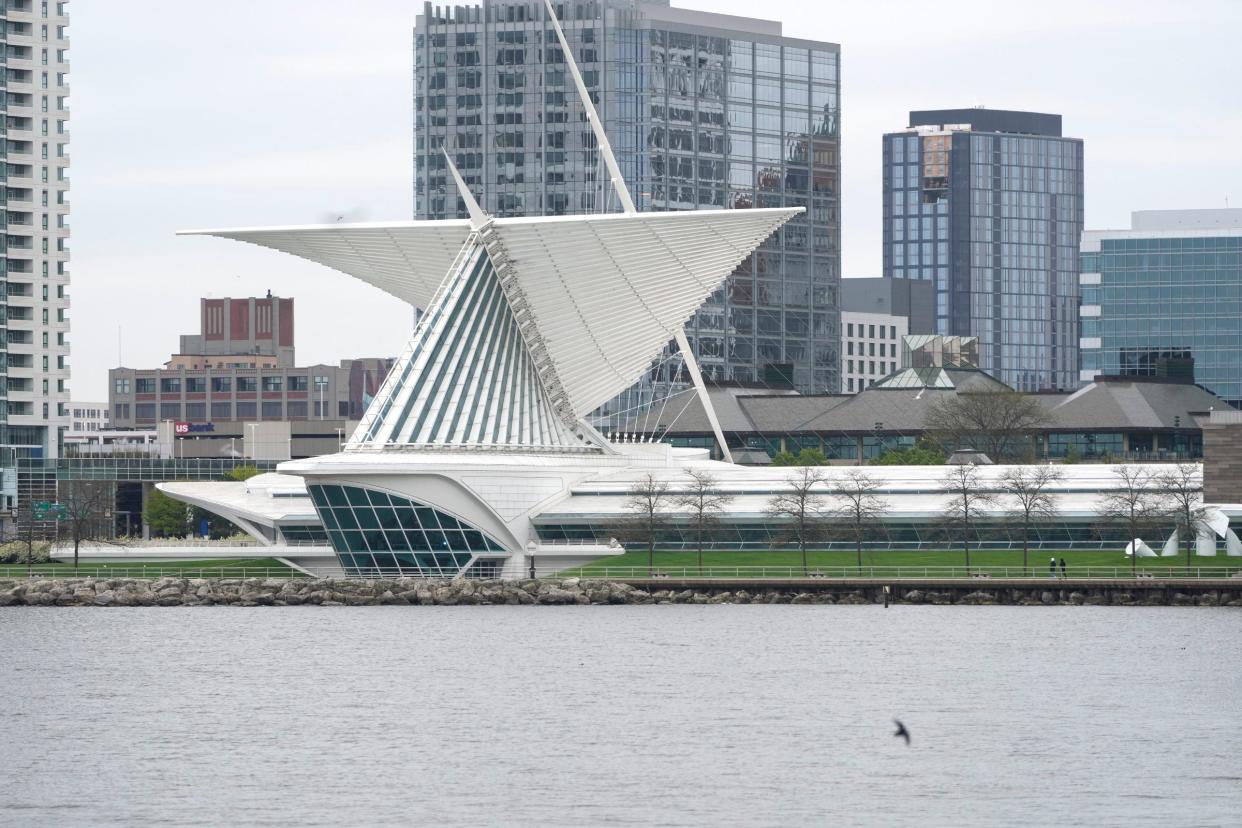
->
[308,484,508,576]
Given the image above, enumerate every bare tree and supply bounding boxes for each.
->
[677,469,734,574]
[828,469,889,571]
[1156,463,1211,572]
[766,466,829,575]
[924,390,1051,461]
[620,473,671,576]
[939,464,997,571]
[1001,465,1063,574]
[1096,466,1162,576]
[58,480,116,572]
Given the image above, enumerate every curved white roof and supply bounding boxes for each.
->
[182,207,800,422]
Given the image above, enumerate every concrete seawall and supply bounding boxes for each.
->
[2,577,1241,607]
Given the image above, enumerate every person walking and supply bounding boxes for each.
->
[1049,557,1058,578]
[1059,557,1068,578]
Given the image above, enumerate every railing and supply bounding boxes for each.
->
[567,565,1242,581]
[4,564,1239,582]
[0,565,310,579]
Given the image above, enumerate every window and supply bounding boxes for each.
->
[262,376,283,392]
[135,403,155,420]
[159,402,181,418]
[160,378,181,393]
[236,377,257,392]
[185,403,206,420]
[262,401,283,418]
[211,377,232,392]
[211,402,232,419]
[890,325,897,339]
[235,402,257,419]
[307,484,506,576]
[286,400,308,418]
[114,378,131,395]
[288,376,309,392]
[185,377,206,393]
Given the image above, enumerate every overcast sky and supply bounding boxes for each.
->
[69,0,1241,400]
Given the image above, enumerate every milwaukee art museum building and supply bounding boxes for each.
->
[162,195,1242,578]
[161,3,1238,577]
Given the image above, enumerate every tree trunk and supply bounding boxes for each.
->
[1185,511,1193,573]
[697,522,704,575]
[1022,519,1029,575]
[963,520,971,571]
[855,530,863,572]
[74,536,80,572]
[800,515,808,576]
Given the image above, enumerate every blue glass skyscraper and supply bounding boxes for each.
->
[1080,209,1242,406]
[882,109,1083,392]
[414,0,841,395]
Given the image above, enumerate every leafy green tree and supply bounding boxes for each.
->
[143,487,192,538]
[772,447,828,466]
[872,438,946,466]
[225,465,262,481]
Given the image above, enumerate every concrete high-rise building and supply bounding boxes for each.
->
[839,277,933,393]
[882,108,1083,392]
[1080,209,1242,407]
[0,0,71,485]
[414,0,841,395]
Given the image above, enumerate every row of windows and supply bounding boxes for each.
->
[131,400,348,421]
[534,519,1158,551]
[124,375,323,394]
[845,359,897,376]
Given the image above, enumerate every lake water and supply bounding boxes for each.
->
[1,607,1239,826]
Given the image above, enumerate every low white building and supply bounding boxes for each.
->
[841,312,906,393]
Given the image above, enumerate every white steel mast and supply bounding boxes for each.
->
[542,0,735,462]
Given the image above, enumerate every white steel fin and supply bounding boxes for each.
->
[543,0,635,215]
[443,149,488,229]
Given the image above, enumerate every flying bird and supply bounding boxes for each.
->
[893,719,910,745]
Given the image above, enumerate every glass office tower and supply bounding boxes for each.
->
[1080,209,1242,406]
[882,109,1083,392]
[414,0,841,396]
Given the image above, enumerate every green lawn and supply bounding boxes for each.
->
[567,548,1242,577]
[0,557,304,578]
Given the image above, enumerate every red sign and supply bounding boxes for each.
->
[174,421,190,436]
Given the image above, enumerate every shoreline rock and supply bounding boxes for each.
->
[0,577,1239,607]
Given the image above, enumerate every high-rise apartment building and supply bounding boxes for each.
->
[414,0,841,394]
[882,108,1082,392]
[1080,209,1242,407]
[0,0,71,479]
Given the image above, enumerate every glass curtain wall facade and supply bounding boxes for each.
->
[414,0,841,395]
[881,110,1083,392]
[1080,226,1242,406]
[309,483,508,576]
